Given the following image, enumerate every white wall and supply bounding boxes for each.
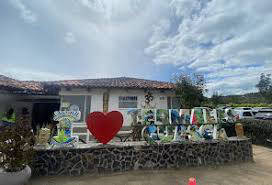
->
[59,87,175,142]
[60,87,175,112]
[108,89,172,111]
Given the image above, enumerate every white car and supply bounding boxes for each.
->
[252,107,271,116]
[255,109,272,120]
[233,110,254,120]
[234,107,252,111]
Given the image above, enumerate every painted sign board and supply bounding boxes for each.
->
[53,111,81,122]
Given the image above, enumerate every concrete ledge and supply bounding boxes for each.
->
[32,138,253,176]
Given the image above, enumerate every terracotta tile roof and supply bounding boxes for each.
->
[0,75,23,91]
[0,75,174,94]
[46,77,175,90]
[0,75,44,94]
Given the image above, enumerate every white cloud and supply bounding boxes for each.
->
[2,0,271,96]
[0,67,75,81]
[2,0,169,82]
[64,32,77,44]
[9,0,37,23]
[145,0,272,95]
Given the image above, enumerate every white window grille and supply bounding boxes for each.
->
[118,96,138,108]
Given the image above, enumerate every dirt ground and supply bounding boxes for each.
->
[29,145,272,185]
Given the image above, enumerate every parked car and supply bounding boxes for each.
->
[233,110,254,120]
[252,108,260,116]
[234,107,253,111]
[252,107,271,116]
[255,109,272,120]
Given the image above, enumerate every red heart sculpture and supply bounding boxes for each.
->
[86,111,123,144]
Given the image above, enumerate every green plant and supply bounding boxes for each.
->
[256,73,272,103]
[0,120,35,172]
[228,103,272,108]
[173,73,207,108]
[210,92,223,107]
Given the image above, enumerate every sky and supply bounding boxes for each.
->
[0,0,272,96]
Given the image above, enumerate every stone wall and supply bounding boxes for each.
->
[32,139,253,176]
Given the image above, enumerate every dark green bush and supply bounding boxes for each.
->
[0,120,35,172]
[240,119,272,146]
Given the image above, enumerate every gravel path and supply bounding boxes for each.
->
[29,145,272,185]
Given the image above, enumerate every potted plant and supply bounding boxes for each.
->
[0,120,35,185]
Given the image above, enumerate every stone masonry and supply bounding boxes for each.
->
[32,138,253,176]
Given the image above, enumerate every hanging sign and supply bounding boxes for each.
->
[53,111,81,122]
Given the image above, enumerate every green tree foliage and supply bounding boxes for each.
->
[173,73,206,108]
[229,103,272,108]
[210,92,223,107]
[218,93,266,104]
[256,73,272,103]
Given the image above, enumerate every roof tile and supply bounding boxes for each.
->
[0,75,174,94]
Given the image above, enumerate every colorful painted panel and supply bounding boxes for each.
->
[119,109,141,126]
[180,109,191,124]
[225,109,236,123]
[206,109,218,123]
[217,109,225,123]
[156,109,170,125]
[169,109,181,124]
[191,108,205,125]
[141,109,155,125]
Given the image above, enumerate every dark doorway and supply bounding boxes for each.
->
[32,103,60,134]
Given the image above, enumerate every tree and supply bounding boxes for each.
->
[256,73,272,103]
[210,92,223,107]
[173,73,207,108]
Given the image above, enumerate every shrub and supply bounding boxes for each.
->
[228,103,272,108]
[0,120,35,172]
[240,119,272,146]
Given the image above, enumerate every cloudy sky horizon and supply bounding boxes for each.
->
[1,0,271,96]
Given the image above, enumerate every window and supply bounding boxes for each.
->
[160,96,166,100]
[119,96,137,108]
[61,95,91,122]
[243,112,252,117]
[259,111,272,114]
[243,108,251,110]
[167,97,181,109]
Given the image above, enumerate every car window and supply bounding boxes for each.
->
[259,111,272,114]
[243,112,252,116]
[243,108,251,110]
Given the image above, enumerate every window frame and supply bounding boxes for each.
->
[118,96,138,109]
[60,95,91,123]
[167,96,181,109]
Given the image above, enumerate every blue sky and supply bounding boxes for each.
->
[0,0,272,96]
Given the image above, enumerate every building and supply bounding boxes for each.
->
[0,75,180,141]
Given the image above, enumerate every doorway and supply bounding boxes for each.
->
[32,102,60,134]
